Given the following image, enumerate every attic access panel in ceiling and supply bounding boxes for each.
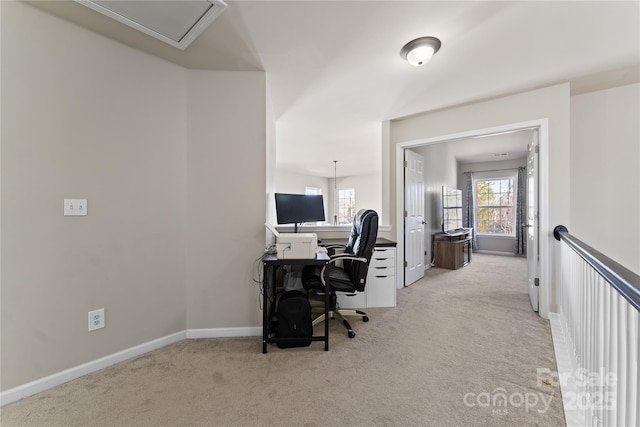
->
[76,0,227,50]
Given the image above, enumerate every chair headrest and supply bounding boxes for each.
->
[346,209,378,257]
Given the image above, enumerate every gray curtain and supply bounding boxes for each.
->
[515,167,526,255]
[462,172,477,250]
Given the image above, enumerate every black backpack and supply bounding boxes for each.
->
[276,290,313,348]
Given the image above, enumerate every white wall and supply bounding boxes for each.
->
[185,71,266,329]
[265,85,277,241]
[329,173,383,223]
[1,2,187,389]
[570,83,640,274]
[275,170,329,195]
[1,2,266,391]
[411,144,458,264]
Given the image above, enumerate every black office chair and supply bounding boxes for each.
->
[302,209,378,338]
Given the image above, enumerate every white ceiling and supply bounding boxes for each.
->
[451,130,533,165]
[28,1,640,177]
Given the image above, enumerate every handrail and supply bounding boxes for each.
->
[554,225,640,311]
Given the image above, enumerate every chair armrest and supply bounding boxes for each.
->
[320,256,367,287]
[328,254,367,263]
[329,252,360,260]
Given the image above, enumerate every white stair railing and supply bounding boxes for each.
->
[553,226,639,427]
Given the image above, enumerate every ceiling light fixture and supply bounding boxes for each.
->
[400,36,441,66]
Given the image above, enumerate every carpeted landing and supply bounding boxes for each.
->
[1,253,565,426]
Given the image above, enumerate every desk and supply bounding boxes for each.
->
[319,237,397,248]
[433,230,472,270]
[261,253,330,353]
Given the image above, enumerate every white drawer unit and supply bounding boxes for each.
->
[337,289,366,308]
[337,246,397,308]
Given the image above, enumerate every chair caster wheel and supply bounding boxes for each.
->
[363,316,369,322]
[348,330,356,339]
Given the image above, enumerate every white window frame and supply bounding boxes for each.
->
[473,170,517,237]
[304,187,321,196]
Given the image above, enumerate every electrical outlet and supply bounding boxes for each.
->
[88,308,105,331]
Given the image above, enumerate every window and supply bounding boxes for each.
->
[304,187,321,196]
[475,177,515,235]
[337,188,355,224]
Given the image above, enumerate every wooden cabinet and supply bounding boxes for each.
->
[337,246,396,308]
[433,230,472,270]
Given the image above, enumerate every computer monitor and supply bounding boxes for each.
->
[274,193,325,232]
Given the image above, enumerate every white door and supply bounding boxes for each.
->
[404,150,425,286]
[526,132,540,311]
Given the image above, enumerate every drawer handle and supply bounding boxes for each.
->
[375,275,387,278]
[374,267,388,270]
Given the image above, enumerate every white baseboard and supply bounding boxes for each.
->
[186,326,262,339]
[1,326,261,407]
[549,313,584,427]
[474,250,518,256]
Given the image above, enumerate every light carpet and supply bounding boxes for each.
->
[1,253,565,426]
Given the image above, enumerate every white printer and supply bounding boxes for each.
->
[266,223,318,259]
[276,233,318,259]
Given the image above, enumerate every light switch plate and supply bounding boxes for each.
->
[64,199,88,216]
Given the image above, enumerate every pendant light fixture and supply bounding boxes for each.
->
[333,160,338,225]
[400,36,442,66]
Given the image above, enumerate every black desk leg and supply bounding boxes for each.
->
[262,264,268,353]
[324,288,329,351]
[262,264,275,354]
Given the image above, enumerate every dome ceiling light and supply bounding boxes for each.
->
[400,36,442,66]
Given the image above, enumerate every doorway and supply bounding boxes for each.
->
[395,119,550,318]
